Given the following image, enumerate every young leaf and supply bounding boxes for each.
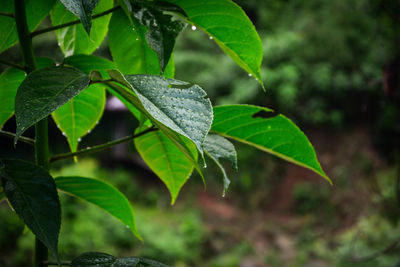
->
[55,176,141,239]
[135,128,195,204]
[0,68,26,127]
[51,0,113,57]
[52,83,106,153]
[71,252,116,267]
[0,159,61,260]
[59,0,99,34]
[203,134,238,196]
[108,9,174,76]
[108,71,213,156]
[0,0,56,53]
[14,66,90,143]
[211,105,331,184]
[164,0,263,85]
[63,54,116,77]
[132,4,185,72]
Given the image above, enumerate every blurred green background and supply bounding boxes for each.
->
[1,0,400,266]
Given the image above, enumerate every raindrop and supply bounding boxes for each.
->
[86,146,91,149]
[87,129,91,134]
[248,74,252,77]
[191,25,197,31]
[62,132,66,136]
[126,225,130,229]
[135,37,139,41]
[209,36,213,40]
[24,73,27,76]
[57,42,61,46]
[78,138,82,142]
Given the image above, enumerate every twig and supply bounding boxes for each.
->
[350,237,400,262]
[0,59,26,71]
[50,126,156,162]
[0,130,35,145]
[0,11,14,18]
[31,6,121,37]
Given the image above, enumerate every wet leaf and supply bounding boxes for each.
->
[204,134,237,196]
[212,105,331,183]
[71,252,116,267]
[59,0,99,34]
[135,128,195,204]
[55,176,141,239]
[0,159,60,261]
[51,0,112,57]
[14,66,90,143]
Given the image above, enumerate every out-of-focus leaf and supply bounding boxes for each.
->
[59,0,99,34]
[211,105,331,183]
[0,0,56,53]
[14,67,89,143]
[51,0,112,57]
[204,134,237,196]
[55,176,141,239]
[163,0,263,86]
[0,159,60,260]
[135,128,195,204]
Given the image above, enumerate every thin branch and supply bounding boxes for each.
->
[350,237,400,262]
[0,130,35,145]
[31,6,121,37]
[43,260,71,266]
[50,126,156,162]
[0,11,14,18]
[0,59,26,71]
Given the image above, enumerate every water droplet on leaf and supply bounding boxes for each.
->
[191,25,197,30]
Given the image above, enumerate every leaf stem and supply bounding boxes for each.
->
[50,126,157,162]
[0,11,14,18]
[0,59,26,71]
[0,130,35,145]
[31,6,121,37]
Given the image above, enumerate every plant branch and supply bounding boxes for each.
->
[0,11,14,18]
[0,130,35,145]
[0,59,26,71]
[350,237,400,262]
[31,6,121,37]
[50,126,157,163]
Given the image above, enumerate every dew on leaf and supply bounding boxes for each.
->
[191,25,197,30]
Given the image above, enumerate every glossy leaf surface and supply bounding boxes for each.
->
[108,9,174,77]
[132,4,185,72]
[164,0,263,84]
[0,0,56,53]
[0,159,60,260]
[15,67,90,142]
[59,0,99,34]
[52,84,105,153]
[204,134,237,196]
[52,0,112,57]
[135,128,194,204]
[0,68,26,127]
[109,72,213,156]
[55,176,141,239]
[63,54,116,77]
[211,105,331,183]
[71,251,168,267]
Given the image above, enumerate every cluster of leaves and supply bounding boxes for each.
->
[0,0,331,265]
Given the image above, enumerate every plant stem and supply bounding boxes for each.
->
[31,6,121,37]
[15,0,48,266]
[0,59,26,71]
[0,130,35,145]
[50,126,156,162]
[0,11,14,18]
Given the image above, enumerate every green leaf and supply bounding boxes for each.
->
[108,71,213,156]
[55,176,141,239]
[0,0,56,53]
[71,252,116,267]
[135,128,195,204]
[116,0,133,25]
[164,0,263,85]
[0,68,26,128]
[132,4,185,72]
[52,83,106,153]
[51,0,112,57]
[108,9,175,76]
[71,252,169,267]
[0,159,61,260]
[212,105,331,183]
[203,134,237,196]
[63,54,116,77]
[14,66,90,143]
[59,0,99,34]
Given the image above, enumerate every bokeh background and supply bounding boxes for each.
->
[1,0,400,266]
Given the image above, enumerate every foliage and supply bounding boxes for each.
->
[0,0,330,265]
